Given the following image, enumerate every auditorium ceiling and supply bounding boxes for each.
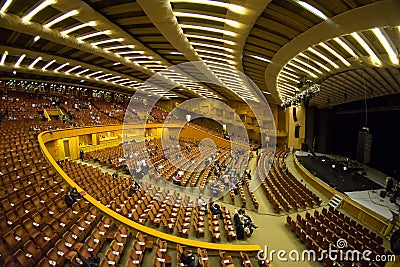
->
[0,0,399,107]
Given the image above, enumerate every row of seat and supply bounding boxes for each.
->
[286,208,388,267]
[258,148,321,213]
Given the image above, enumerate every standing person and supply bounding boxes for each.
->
[236,215,245,240]
[386,176,395,196]
[141,158,148,175]
[80,150,84,161]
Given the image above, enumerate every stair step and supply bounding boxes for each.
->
[328,194,343,209]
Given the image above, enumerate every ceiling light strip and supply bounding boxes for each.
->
[319,42,351,66]
[279,74,299,83]
[91,38,124,46]
[333,37,357,57]
[185,34,235,45]
[191,42,234,53]
[298,52,331,72]
[372,28,399,65]
[115,51,143,56]
[29,57,42,68]
[292,57,323,74]
[0,51,8,65]
[292,0,328,20]
[197,49,234,58]
[22,0,56,22]
[14,54,26,67]
[112,78,129,83]
[61,21,97,35]
[173,12,240,27]
[287,62,318,78]
[351,32,381,66]
[250,55,271,63]
[308,47,339,69]
[0,0,14,13]
[170,0,245,14]
[75,69,89,75]
[86,71,102,78]
[42,59,56,71]
[105,45,134,51]
[78,31,111,41]
[180,24,237,37]
[65,65,81,73]
[280,70,299,79]
[104,76,121,82]
[54,62,69,72]
[43,9,79,28]
[95,74,112,80]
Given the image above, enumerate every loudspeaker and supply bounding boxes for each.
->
[294,125,300,138]
[356,130,372,164]
[293,107,297,122]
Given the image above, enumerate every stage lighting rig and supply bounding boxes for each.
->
[280,82,320,109]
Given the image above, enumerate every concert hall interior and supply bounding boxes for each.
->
[1,0,400,266]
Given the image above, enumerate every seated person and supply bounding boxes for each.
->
[180,250,197,267]
[112,171,118,179]
[209,200,222,216]
[129,181,141,197]
[197,196,207,212]
[64,191,76,208]
[173,174,181,185]
[239,206,258,233]
[134,170,144,180]
[70,187,81,201]
[72,253,98,267]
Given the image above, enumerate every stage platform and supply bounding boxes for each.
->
[295,151,398,220]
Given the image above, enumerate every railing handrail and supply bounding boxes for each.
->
[37,127,261,252]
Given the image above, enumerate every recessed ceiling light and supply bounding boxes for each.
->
[292,0,328,20]
[0,0,14,13]
[33,36,40,42]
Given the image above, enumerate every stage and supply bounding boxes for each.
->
[295,151,398,220]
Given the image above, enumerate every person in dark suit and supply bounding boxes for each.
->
[70,187,81,201]
[180,250,197,267]
[64,191,75,208]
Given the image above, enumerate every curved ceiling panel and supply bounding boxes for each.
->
[0,0,398,108]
